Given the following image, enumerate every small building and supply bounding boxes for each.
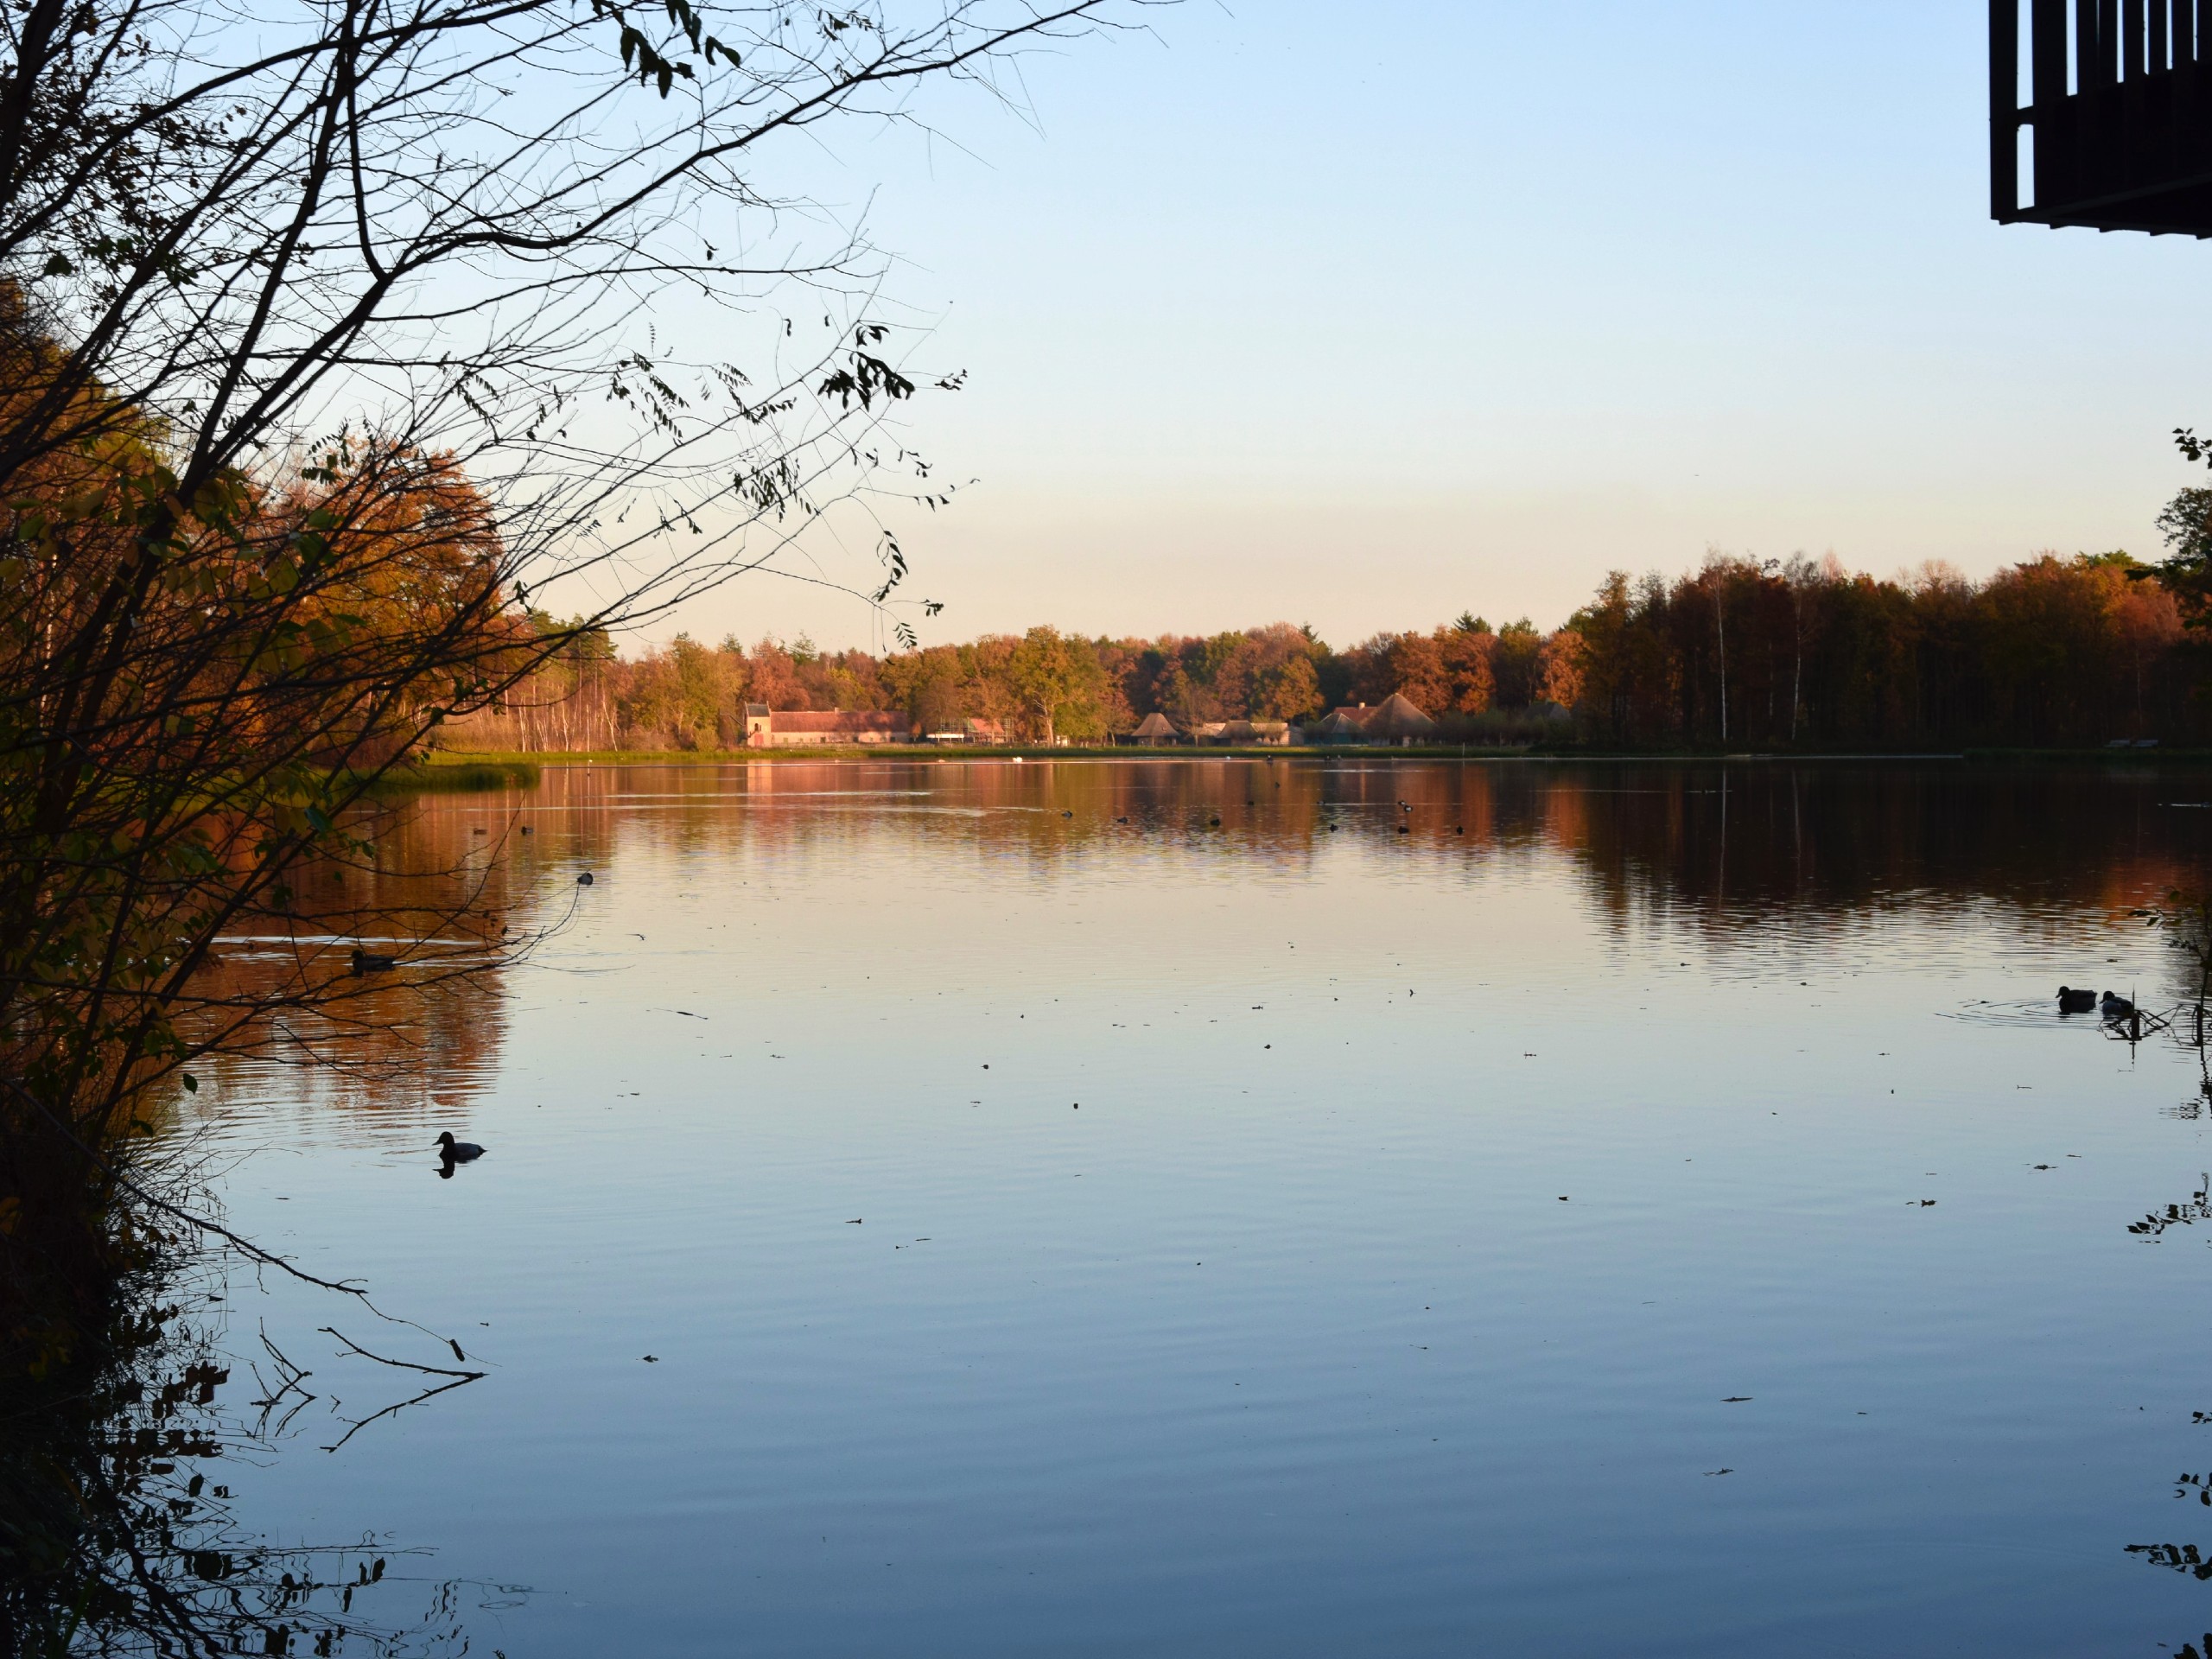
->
[1362,693,1439,746]
[963,717,1007,746]
[743,707,916,747]
[1130,712,1180,746]
[1202,719,1292,747]
[1307,705,1374,744]
[1308,696,1437,746]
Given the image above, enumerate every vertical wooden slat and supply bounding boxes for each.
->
[2036,0,2071,207]
[1995,0,2021,216]
[2185,0,2208,186]
[2123,0,2141,191]
[2037,0,2071,105]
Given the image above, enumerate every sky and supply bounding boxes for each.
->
[649,1,2212,654]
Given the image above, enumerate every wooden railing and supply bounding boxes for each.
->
[1993,0,2212,234]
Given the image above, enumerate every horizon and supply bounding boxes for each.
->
[618,2,2212,658]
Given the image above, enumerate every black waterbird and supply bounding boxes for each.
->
[435,1131,486,1163]
[2057,986,2095,1014]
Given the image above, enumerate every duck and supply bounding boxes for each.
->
[2101,991,2137,1021]
[435,1131,486,1163]
[2057,986,2096,1014]
[350,948,396,974]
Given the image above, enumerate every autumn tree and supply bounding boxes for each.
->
[1005,625,1109,743]
[0,0,1143,1503]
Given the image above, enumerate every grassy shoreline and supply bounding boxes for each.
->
[416,743,2212,769]
[402,747,2212,779]
[411,744,2212,771]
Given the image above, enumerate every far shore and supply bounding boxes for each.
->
[408,745,2212,773]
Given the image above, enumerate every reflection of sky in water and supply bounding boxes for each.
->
[180,762,2212,1656]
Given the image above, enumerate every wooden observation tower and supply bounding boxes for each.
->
[1993,1,2212,234]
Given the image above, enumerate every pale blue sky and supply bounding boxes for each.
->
[671,2,2212,652]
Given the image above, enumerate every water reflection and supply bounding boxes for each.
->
[0,785,562,1656]
[0,1242,506,1656]
[497,755,2211,897]
[188,788,564,1126]
[143,760,2212,1655]
[415,758,2212,995]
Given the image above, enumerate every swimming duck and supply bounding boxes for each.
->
[435,1131,486,1162]
[350,948,396,974]
[2057,986,2096,1014]
[2101,991,2136,1021]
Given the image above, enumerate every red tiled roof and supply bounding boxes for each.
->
[767,710,912,734]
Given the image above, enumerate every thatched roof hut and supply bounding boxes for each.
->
[1132,712,1179,745]
[1362,693,1438,744]
[1204,719,1290,746]
[1308,706,1371,743]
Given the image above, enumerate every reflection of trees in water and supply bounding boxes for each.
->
[186,787,559,1122]
[496,759,2209,969]
[3,786,554,1652]
[0,1236,499,1656]
[2127,1175,2212,1240]
[149,760,2212,1651]
[2127,1164,2212,1651]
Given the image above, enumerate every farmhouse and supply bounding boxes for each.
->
[742,705,916,747]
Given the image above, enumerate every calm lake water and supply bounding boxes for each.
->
[179,759,2212,1656]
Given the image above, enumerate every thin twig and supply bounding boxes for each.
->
[320,1325,484,1380]
[320,1374,480,1455]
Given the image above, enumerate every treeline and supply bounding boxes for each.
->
[447,615,1588,749]
[446,547,2212,751]
[1573,551,2194,748]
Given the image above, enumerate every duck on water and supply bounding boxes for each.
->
[2058,987,2140,1020]
[435,1131,485,1163]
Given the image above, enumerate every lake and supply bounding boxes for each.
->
[176,758,2212,1656]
